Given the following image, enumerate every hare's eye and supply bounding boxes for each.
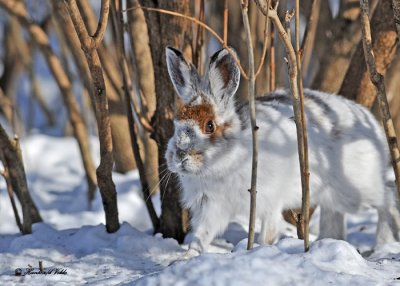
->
[205,120,215,134]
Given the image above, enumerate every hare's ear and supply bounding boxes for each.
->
[166,47,200,103]
[208,48,240,104]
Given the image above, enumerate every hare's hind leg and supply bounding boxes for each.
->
[376,181,400,245]
[318,207,346,240]
[376,208,399,245]
[258,211,281,245]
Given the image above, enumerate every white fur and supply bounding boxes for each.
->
[165,48,400,252]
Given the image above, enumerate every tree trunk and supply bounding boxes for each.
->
[339,0,398,108]
[311,0,362,92]
[65,0,120,233]
[0,124,42,234]
[385,53,400,145]
[139,0,191,243]
[76,0,137,173]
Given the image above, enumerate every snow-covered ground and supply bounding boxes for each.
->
[1,134,400,285]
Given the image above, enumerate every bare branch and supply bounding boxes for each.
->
[255,1,270,78]
[126,0,156,125]
[267,5,311,252]
[129,92,154,132]
[241,0,259,250]
[93,0,110,48]
[193,0,205,73]
[269,24,276,91]
[66,0,110,51]
[285,10,295,36]
[295,0,310,252]
[65,0,91,48]
[110,0,159,231]
[123,4,249,80]
[65,0,120,233]
[254,0,269,15]
[360,0,400,204]
[77,1,123,95]
[300,0,321,75]
[223,0,228,44]
[123,60,160,231]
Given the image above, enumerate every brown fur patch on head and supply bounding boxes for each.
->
[177,103,216,134]
[177,103,232,141]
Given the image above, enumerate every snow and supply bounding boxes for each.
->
[138,238,399,286]
[1,134,400,285]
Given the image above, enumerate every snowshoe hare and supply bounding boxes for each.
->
[165,46,400,253]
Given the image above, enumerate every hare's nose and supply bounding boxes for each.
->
[177,149,187,160]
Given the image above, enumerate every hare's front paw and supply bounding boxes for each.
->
[168,249,200,266]
[189,237,205,253]
[184,248,200,258]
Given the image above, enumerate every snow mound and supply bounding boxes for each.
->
[0,223,183,285]
[137,238,400,286]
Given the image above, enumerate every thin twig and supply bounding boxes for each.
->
[295,0,310,252]
[124,62,160,231]
[285,10,294,36]
[241,0,259,250]
[289,209,304,239]
[194,0,205,73]
[67,0,110,50]
[77,0,124,97]
[255,0,277,90]
[255,0,285,89]
[129,91,153,132]
[268,5,310,252]
[254,0,269,14]
[300,0,320,75]
[68,0,110,51]
[255,2,270,78]
[224,0,228,44]
[269,23,276,91]
[125,0,156,128]
[360,0,400,201]
[123,5,249,80]
[92,0,110,48]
